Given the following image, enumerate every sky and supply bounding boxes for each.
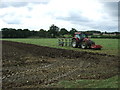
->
[0,0,119,32]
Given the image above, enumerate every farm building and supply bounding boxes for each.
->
[102,32,117,36]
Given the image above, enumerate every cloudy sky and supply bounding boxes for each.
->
[0,0,119,32]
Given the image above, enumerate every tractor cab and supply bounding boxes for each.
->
[74,32,88,41]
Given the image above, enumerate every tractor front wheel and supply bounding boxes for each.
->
[72,39,78,48]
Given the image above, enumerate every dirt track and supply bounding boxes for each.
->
[2,40,119,89]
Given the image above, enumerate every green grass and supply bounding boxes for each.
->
[2,38,119,55]
[50,75,119,88]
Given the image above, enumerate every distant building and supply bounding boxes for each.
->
[93,33,101,35]
[102,33,117,36]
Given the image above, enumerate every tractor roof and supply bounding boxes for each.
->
[75,32,81,34]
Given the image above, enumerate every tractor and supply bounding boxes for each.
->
[71,32,102,49]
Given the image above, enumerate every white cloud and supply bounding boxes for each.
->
[0,0,118,32]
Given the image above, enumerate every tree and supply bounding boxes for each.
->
[22,29,31,38]
[59,28,68,35]
[17,29,24,38]
[69,28,78,36]
[1,28,9,38]
[48,24,59,38]
[9,28,17,38]
[30,30,38,37]
[2,28,17,38]
[38,29,47,38]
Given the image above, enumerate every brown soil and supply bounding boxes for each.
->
[2,40,119,89]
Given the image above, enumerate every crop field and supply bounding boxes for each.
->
[2,38,119,55]
[1,38,119,89]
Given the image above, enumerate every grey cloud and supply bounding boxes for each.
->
[3,18,21,24]
[103,2,118,17]
[69,17,117,31]
[0,1,118,32]
[56,10,117,31]
[0,2,28,8]
[0,1,49,8]
[0,11,15,18]
[68,13,90,23]
[104,2,118,9]
[56,11,90,23]
[57,2,118,29]
[1,12,22,24]
[1,13,32,24]
[90,23,117,31]
[118,2,120,17]
[71,2,118,31]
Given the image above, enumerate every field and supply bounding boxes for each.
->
[2,38,119,89]
[2,38,119,55]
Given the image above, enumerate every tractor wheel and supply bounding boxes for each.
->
[88,40,95,48]
[72,39,78,48]
[81,42,87,49]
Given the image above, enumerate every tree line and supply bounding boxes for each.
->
[1,24,120,38]
[1,24,77,38]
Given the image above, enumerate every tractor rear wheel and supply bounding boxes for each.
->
[72,39,78,48]
[88,40,95,48]
[81,42,87,49]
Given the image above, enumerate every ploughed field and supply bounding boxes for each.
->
[2,40,119,89]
